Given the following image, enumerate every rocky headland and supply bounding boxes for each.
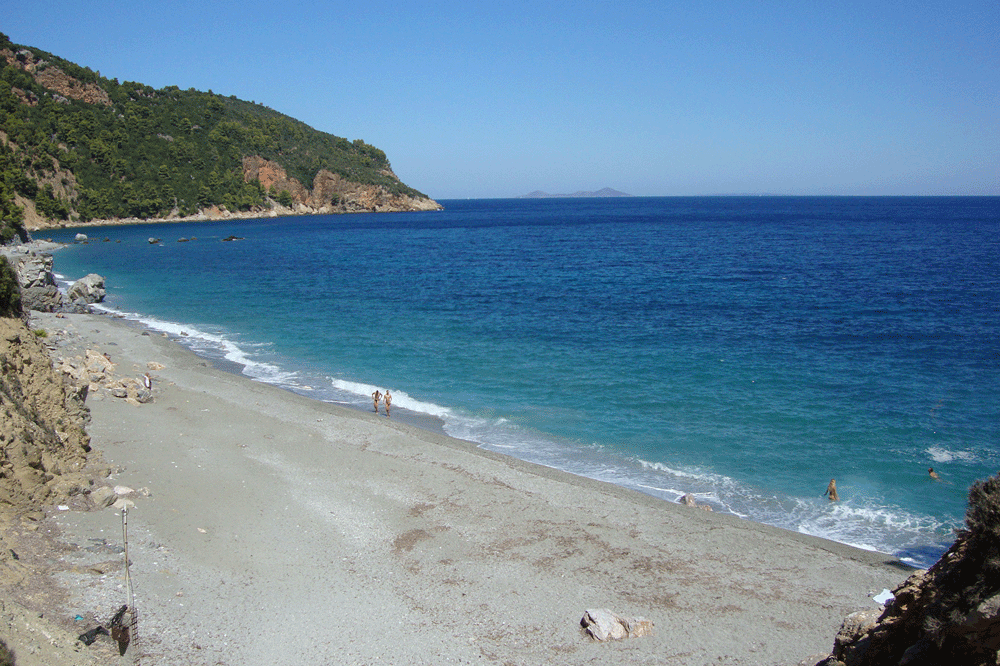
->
[1,39,443,235]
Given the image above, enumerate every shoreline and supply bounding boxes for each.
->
[23,198,444,233]
[22,309,909,665]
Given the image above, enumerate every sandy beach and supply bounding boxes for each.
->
[22,310,912,666]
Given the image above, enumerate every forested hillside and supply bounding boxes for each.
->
[0,32,436,240]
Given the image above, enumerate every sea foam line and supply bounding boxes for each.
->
[68,291,956,569]
[87,303,299,387]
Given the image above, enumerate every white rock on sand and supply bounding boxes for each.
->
[29,311,909,666]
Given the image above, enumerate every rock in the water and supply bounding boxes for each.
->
[75,233,88,241]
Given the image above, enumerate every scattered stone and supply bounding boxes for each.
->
[74,233,88,242]
[581,608,653,641]
[90,486,116,509]
[678,493,712,510]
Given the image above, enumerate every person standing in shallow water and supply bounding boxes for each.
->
[372,390,382,414]
[825,479,839,501]
[384,391,392,417]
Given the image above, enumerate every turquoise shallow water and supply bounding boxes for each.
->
[43,196,1000,567]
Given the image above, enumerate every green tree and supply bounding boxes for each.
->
[0,255,22,318]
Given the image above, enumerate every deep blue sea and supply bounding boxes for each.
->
[41,197,1000,568]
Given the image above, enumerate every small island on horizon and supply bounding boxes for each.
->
[519,187,632,198]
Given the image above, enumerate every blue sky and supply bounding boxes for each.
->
[4,0,998,198]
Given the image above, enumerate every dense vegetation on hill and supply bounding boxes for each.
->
[0,32,427,239]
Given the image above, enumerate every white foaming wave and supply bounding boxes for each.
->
[793,498,954,558]
[926,446,977,464]
[329,379,454,419]
[89,304,299,386]
[637,458,735,486]
[632,456,953,565]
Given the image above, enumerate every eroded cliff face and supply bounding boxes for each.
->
[0,318,93,515]
[0,48,112,107]
[241,156,442,214]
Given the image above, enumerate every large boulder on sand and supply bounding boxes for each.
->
[581,608,653,641]
[67,274,106,304]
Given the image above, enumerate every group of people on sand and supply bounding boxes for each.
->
[824,467,942,502]
[372,389,392,417]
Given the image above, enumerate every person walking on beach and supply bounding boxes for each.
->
[825,478,839,501]
[384,390,392,417]
[372,390,382,414]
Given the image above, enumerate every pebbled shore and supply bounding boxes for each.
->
[17,310,910,666]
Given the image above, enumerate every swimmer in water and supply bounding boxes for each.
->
[929,467,940,480]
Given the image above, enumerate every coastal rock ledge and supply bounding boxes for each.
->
[805,473,1000,666]
[241,156,442,215]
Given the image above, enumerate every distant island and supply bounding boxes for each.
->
[519,188,632,198]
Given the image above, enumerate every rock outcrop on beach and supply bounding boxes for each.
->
[813,473,1000,666]
[66,273,105,305]
[6,252,62,312]
[1,243,108,314]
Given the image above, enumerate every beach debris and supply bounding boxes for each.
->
[77,625,109,646]
[109,603,134,655]
[113,500,140,657]
[873,588,895,605]
[581,608,653,641]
